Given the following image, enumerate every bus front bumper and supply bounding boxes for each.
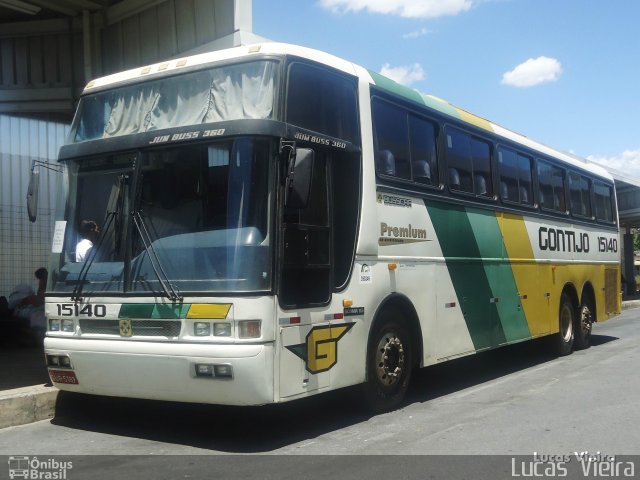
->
[44,337,274,406]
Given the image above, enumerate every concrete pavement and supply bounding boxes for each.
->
[0,345,53,429]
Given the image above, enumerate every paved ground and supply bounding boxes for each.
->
[1,309,638,459]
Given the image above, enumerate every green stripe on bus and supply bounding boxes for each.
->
[119,303,191,319]
[426,200,506,350]
[465,209,531,342]
[368,70,426,105]
[369,69,465,122]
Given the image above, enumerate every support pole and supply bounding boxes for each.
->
[83,10,92,84]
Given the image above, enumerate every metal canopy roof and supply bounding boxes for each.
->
[0,1,156,23]
[0,0,257,116]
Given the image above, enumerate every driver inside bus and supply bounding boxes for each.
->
[76,219,100,262]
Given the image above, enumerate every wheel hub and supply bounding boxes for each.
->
[560,304,574,343]
[580,305,593,333]
[375,334,405,386]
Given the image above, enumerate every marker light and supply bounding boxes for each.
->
[62,319,74,332]
[194,322,211,336]
[213,323,231,336]
[195,364,214,377]
[47,355,72,368]
[214,365,233,378]
[194,363,233,379]
[46,355,60,366]
[238,320,261,339]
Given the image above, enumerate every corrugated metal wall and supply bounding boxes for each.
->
[102,0,235,75]
[0,114,69,295]
[0,0,244,114]
[0,31,82,88]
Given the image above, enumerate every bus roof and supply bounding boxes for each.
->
[83,42,612,182]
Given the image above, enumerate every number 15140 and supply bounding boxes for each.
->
[56,303,107,317]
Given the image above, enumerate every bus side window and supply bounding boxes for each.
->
[372,99,410,180]
[498,147,518,201]
[446,129,473,193]
[470,137,492,197]
[446,128,492,197]
[409,115,438,186]
[569,172,592,218]
[538,160,566,213]
[517,153,533,205]
[499,147,533,205]
[594,182,615,223]
[286,62,359,144]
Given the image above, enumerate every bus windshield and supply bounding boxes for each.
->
[49,138,272,295]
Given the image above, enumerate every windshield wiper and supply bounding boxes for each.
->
[132,210,182,302]
[71,209,116,302]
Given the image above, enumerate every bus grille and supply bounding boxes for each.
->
[79,319,182,337]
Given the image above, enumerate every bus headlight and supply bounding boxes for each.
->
[49,319,61,331]
[194,322,211,336]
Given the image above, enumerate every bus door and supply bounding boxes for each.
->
[278,150,332,397]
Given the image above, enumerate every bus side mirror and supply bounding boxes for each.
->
[27,160,63,223]
[285,148,314,209]
[27,161,40,223]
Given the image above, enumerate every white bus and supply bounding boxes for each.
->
[42,43,620,411]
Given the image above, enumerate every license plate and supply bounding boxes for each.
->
[49,370,79,385]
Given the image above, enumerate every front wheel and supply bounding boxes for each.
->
[554,293,575,356]
[363,310,413,413]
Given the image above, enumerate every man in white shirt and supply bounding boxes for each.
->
[76,220,100,262]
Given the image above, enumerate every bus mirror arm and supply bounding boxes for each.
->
[284,147,315,209]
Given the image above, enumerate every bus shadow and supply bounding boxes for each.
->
[50,334,619,453]
[406,334,618,404]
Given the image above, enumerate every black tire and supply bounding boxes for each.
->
[574,296,594,350]
[554,292,575,356]
[363,309,413,413]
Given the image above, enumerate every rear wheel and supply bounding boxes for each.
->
[364,309,413,413]
[574,297,594,350]
[554,293,575,356]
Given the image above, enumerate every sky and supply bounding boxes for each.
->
[253,0,640,176]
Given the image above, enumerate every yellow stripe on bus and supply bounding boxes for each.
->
[187,303,232,319]
[455,108,494,133]
[499,213,552,337]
